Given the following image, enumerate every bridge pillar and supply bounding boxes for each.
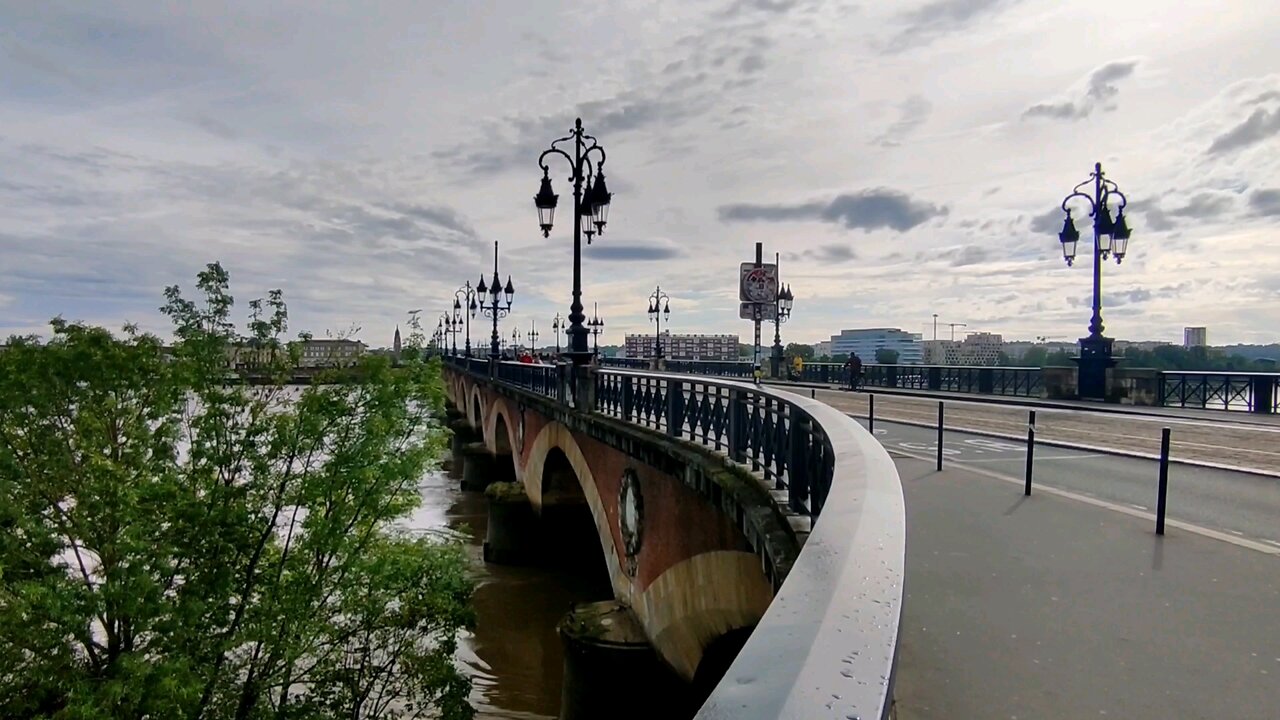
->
[448,418,481,477]
[558,600,689,720]
[483,482,537,565]
[460,442,515,492]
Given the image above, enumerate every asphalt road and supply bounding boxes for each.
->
[862,418,1280,549]
[807,387,1280,475]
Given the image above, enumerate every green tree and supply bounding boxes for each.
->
[874,348,900,364]
[1020,346,1049,367]
[784,343,814,361]
[0,263,474,719]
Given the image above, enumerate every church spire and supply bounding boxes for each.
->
[393,325,402,357]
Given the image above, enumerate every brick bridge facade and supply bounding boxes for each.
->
[446,365,801,681]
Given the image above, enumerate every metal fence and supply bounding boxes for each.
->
[1159,371,1280,413]
[594,371,833,516]
[663,359,755,378]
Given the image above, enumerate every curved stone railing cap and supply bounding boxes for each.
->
[689,382,906,720]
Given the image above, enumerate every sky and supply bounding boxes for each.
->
[2,0,1279,349]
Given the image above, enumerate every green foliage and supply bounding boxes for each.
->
[0,263,474,719]
[874,348,900,364]
[783,343,814,361]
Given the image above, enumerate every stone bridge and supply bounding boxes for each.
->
[442,356,906,719]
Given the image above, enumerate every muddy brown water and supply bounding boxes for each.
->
[408,470,613,719]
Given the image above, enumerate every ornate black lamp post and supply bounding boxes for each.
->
[1056,162,1133,400]
[527,319,540,354]
[534,118,614,366]
[552,313,565,355]
[769,252,795,377]
[511,327,521,355]
[476,241,515,361]
[587,302,604,359]
[453,281,478,357]
[647,286,671,359]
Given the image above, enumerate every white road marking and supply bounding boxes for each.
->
[958,454,1102,463]
[889,448,1280,556]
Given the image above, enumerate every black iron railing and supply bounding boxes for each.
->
[595,371,833,516]
[663,359,755,378]
[599,356,648,369]
[858,364,1042,397]
[495,361,560,399]
[1159,371,1279,414]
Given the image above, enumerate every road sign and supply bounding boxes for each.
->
[739,263,778,303]
[739,302,777,320]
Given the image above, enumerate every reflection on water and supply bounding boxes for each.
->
[410,470,611,719]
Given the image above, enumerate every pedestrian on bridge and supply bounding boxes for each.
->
[844,352,862,391]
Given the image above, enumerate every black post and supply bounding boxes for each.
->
[936,401,944,471]
[810,388,815,399]
[753,242,762,374]
[1024,410,1036,496]
[666,380,684,438]
[1156,427,1171,535]
[868,393,875,434]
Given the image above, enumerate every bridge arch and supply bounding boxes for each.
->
[483,396,517,457]
[523,421,629,599]
[469,384,484,429]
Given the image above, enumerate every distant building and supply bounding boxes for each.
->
[624,333,739,360]
[922,339,961,365]
[393,325,402,360]
[299,338,367,368]
[814,340,833,359]
[1114,339,1173,354]
[827,328,923,364]
[1184,327,1207,348]
[959,332,1004,366]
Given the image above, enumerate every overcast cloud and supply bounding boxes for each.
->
[2,1,1279,346]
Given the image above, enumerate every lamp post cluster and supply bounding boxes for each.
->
[1056,161,1134,400]
[475,241,515,360]
[588,303,604,358]
[452,282,479,357]
[646,286,671,359]
[769,251,795,377]
[534,118,613,366]
[551,313,565,355]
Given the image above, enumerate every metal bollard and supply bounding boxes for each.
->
[1156,427,1171,535]
[869,393,875,434]
[936,401,944,471]
[1024,410,1036,496]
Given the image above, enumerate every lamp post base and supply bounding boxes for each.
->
[771,343,783,379]
[1074,335,1116,401]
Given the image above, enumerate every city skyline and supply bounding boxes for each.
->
[3,2,1279,347]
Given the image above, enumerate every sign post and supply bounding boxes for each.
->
[740,242,778,382]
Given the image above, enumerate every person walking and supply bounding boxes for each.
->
[844,351,863,391]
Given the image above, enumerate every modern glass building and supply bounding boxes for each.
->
[827,328,924,364]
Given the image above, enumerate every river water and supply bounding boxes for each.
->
[403,469,612,719]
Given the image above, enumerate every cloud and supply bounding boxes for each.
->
[1024,59,1140,121]
[1249,189,1280,216]
[1206,105,1280,155]
[885,0,1019,53]
[1029,208,1064,234]
[873,95,933,147]
[588,242,684,262]
[721,0,803,17]
[1139,191,1236,232]
[719,188,947,232]
[939,244,988,266]
[791,244,858,263]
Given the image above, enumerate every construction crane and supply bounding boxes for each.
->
[930,314,969,342]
